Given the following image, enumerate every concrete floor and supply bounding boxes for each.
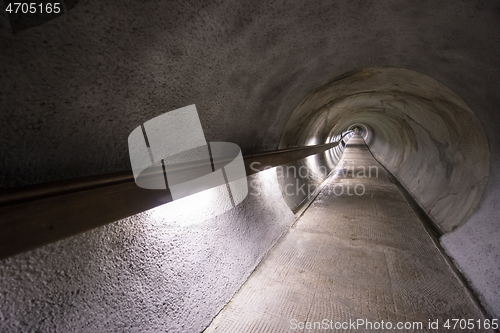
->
[204,135,490,333]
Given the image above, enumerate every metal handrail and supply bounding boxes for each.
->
[0,131,352,259]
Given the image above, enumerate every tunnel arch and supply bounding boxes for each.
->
[278,67,490,233]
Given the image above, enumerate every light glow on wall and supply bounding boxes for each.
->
[148,182,234,227]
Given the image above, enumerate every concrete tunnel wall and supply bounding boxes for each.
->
[279,68,499,317]
[279,68,490,234]
[1,0,500,331]
[276,131,354,212]
[0,170,297,332]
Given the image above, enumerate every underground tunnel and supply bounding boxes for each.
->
[0,1,499,332]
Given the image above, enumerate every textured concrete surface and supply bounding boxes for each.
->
[205,136,490,333]
[0,0,499,324]
[279,68,490,234]
[279,67,498,318]
[0,1,498,190]
[277,132,353,212]
[0,171,295,333]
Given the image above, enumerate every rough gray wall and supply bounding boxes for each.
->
[0,170,295,332]
[441,182,500,318]
[1,0,499,190]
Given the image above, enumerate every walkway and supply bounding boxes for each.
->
[204,135,489,333]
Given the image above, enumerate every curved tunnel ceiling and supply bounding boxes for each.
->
[279,67,490,233]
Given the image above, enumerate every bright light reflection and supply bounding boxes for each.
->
[306,154,320,174]
[258,167,278,187]
[306,137,318,146]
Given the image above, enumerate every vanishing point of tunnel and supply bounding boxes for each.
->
[0,1,499,332]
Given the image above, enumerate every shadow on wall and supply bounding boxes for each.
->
[278,67,490,234]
